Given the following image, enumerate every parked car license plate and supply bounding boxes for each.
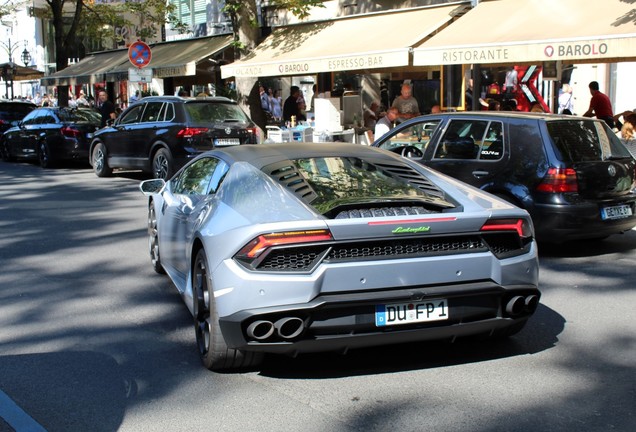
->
[601,204,632,220]
[214,138,240,146]
[375,299,448,327]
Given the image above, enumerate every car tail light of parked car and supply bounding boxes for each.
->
[536,167,578,193]
[177,127,209,138]
[61,126,82,138]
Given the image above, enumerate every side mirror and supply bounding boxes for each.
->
[139,179,166,195]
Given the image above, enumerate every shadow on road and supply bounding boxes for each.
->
[538,229,636,258]
[0,352,130,432]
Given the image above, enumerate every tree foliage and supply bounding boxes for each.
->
[0,0,26,21]
[223,0,324,53]
[45,0,187,71]
[80,0,188,44]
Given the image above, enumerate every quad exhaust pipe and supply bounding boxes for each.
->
[246,320,275,340]
[246,317,306,341]
[275,317,305,339]
[505,294,539,317]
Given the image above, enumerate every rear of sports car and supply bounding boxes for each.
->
[202,149,539,359]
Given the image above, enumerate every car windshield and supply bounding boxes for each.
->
[546,119,632,162]
[185,102,251,123]
[58,108,101,124]
[294,157,436,213]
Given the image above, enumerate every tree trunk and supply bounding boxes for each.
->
[229,0,265,137]
[50,0,84,107]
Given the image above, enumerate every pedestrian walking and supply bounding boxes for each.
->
[97,90,116,128]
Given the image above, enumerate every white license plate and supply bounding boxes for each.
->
[375,299,448,327]
[601,204,632,220]
[214,138,240,146]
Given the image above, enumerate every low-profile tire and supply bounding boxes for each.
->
[92,142,112,177]
[148,202,165,274]
[38,141,55,168]
[152,148,173,180]
[192,248,263,371]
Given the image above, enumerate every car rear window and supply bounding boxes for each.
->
[293,156,440,213]
[185,102,251,123]
[546,119,631,162]
[0,104,35,121]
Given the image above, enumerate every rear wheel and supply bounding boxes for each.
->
[148,202,165,274]
[192,248,263,371]
[92,143,112,177]
[38,141,55,168]
[152,148,173,180]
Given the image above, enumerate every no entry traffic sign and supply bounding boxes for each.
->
[128,40,152,68]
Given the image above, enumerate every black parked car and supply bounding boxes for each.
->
[2,107,101,168]
[373,112,636,243]
[0,100,37,161]
[89,96,258,180]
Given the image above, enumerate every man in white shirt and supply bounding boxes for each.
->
[374,107,399,140]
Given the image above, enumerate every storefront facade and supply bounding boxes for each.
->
[40,35,234,105]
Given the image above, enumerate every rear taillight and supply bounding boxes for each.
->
[536,167,578,193]
[481,218,533,239]
[236,229,333,259]
[61,126,81,138]
[177,127,209,138]
[246,126,258,143]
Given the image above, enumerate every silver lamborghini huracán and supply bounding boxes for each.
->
[140,142,540,371]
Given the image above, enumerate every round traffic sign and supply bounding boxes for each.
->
[128,40,152,68]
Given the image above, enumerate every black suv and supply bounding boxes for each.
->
[373,112,636,243]
[89,96,258,179]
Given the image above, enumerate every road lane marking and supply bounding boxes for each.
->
[0,389,47,432]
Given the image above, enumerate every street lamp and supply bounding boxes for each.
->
[0,38,30,99]
[21,47,31,67]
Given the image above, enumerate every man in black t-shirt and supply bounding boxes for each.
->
[283,86,301,122]
[98,90,116,128]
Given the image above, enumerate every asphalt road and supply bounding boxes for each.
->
[0,160,634,432]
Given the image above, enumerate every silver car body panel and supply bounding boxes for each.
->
[150,156,538,320]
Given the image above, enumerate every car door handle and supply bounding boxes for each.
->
[472,170,489,178]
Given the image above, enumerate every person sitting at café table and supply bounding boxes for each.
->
[374,107,399,140]
[392,82,420,122]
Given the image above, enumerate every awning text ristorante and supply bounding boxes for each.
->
[415,37,636,66]
[413,0,636,66]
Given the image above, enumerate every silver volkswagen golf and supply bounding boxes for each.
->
[140,142,540,371]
